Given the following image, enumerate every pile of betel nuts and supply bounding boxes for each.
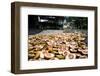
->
[28,33,88,61]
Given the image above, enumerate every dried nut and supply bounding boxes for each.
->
[48,46,53,50]
[66,53,76,59]
[47,42,51,45]
[44,53,54,59]
[69,44,77,49]
[34,45,42,49]
[28,53,35,57]
[78,49,88,54]
[28,40,31,43]
[75,53,81,57]
[38,45,44,49]
[29,50,34,54]
[54,57,59,60]
[28,46,33,51]
[40,52,44,58]
[51,50,59,54]
[79,38,85,41]
[58,50,63,54]
[81,50,88,54]
[71,41,77,45]
[50,57,55,60]
[78,49,83,52]
[52,47,59,50]
[70,49,77,52]
[29,40,35,44]
[81,45,86,49]
[79,55,87,59]
[28,44,33,47]
[34,51,40,59]
[56,55,65,59]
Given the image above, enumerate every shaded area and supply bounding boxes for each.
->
[28,15,64,35]
[28,15,88,35]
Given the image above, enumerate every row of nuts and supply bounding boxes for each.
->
[28,32,88,61]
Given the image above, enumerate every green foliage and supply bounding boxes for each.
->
[66,17,88,30]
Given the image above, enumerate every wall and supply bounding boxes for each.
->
[0,0,100,76]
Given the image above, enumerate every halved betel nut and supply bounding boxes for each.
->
[70,48,77,53]
[28,44,34,51]
[75,53,81,57]
[28,40,31,43]
[66,53,76,59]
[72,53,82,59]
[78,48,88,55]
[34,51,40,59]
[68,53,76,59]
[28,46,34,51]
[44,53,54,59]
[28,53,35,57]
[54,57,60,60]
[28,50,34,54]
[79,55,87,59]
[28,43,33,47]
[56,55,65,59]
[62,50,70,56]
[58,50,64,54]
[78,48,83,52]
[81,49,88,55]
[40,51,44,59]
[51,50,59,54]
[47,46,53,51]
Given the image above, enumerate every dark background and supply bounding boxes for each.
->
[28,15,88,35]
